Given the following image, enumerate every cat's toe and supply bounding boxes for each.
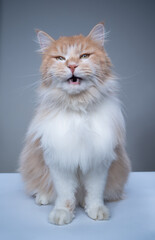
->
[48,208,73,225]
[35,193,51,205]
[86,205,109,220]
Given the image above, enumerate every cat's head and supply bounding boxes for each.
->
[37,23,114,111]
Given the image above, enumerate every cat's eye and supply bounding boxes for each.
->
[80,54,90,59]
[56,56,66,61]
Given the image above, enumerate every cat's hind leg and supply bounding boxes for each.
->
[104,145,131,202]
[19,135,54,204]
[35,192,53,205]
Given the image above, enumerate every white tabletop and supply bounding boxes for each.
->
[0,172,155,240]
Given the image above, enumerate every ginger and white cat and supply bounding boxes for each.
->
[19,23,131,225]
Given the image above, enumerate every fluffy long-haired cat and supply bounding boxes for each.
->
[19,23,131,225]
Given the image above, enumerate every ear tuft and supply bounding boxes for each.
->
[36,30,55,53]
[88,22,105,46]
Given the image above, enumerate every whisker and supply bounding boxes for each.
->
[16,73,41,79]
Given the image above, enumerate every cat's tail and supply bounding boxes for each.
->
[19,134,54,200]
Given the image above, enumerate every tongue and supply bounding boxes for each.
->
[69,78,80,85]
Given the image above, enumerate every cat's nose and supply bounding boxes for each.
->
[68,64,78,74]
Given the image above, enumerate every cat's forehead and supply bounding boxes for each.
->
[49,35,96,56]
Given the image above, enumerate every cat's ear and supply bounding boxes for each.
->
[36,30,55,52]
[88,23,105,46]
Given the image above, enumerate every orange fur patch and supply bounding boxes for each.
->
[104,145,131,201]
[65,200,75,212]
[19,135,53,196]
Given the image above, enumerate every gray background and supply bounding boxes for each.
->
[0,0,155,173]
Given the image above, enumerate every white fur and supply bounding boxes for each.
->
[88,23,105,46]
[48,208,73,225]
[35,193,52,205]
[37,31,54,53]
[29,96,123,173]
[28,93,124,225]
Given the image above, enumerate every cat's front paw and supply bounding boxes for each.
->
[86,205,109,220]
[48,208,73,225]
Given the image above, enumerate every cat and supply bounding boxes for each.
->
[19,23,131,225]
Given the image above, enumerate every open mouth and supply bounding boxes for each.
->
[68,75,82,85]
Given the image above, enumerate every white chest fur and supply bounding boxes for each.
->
[31,98,124,173]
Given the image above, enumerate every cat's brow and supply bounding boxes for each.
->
[47,54,63,58]
[47,52,94,58]
[80,52,94,56]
